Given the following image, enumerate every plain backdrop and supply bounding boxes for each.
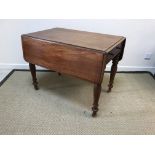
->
[0,19,155,74]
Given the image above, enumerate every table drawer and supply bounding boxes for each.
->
[22,36,105,83]
[106,45,121,64]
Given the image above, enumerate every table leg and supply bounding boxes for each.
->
[107,54,120,92]
[29,63,39,90]
[58,72,61,76]
[92,83,101,117]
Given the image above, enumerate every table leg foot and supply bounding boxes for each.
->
[29,63,39,90]
[33,83,39,90]
[92,110,97,117]
[107,85,113,93]
[92,83,101,117]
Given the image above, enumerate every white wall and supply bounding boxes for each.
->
[0,19,155,74]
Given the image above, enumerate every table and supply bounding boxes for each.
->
[21,28,126,117]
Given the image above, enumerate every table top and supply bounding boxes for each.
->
[24,28,125,52]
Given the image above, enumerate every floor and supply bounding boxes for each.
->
[0,70,155,134]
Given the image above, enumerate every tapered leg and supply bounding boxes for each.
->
[29,63,39,90]
[107,54,120,92]
[92,83,101,117]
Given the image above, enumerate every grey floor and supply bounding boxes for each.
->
[0,71,155,134]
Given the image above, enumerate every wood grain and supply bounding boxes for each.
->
[22,36,105,83]
[24,28,125,52]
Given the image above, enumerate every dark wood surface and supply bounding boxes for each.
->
[23,28,125,52]
[22,36,105,83]
[21,28,126,117]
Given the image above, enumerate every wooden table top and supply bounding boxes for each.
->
[24,28,125,53]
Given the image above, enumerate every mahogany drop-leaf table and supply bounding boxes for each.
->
[21,28,126,117]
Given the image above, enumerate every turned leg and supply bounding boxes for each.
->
[92,83,101,117]
[29,63,39,90]
[107,54,120,92]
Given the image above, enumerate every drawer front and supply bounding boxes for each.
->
[22,36,104,83]
[106,44,122,64]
